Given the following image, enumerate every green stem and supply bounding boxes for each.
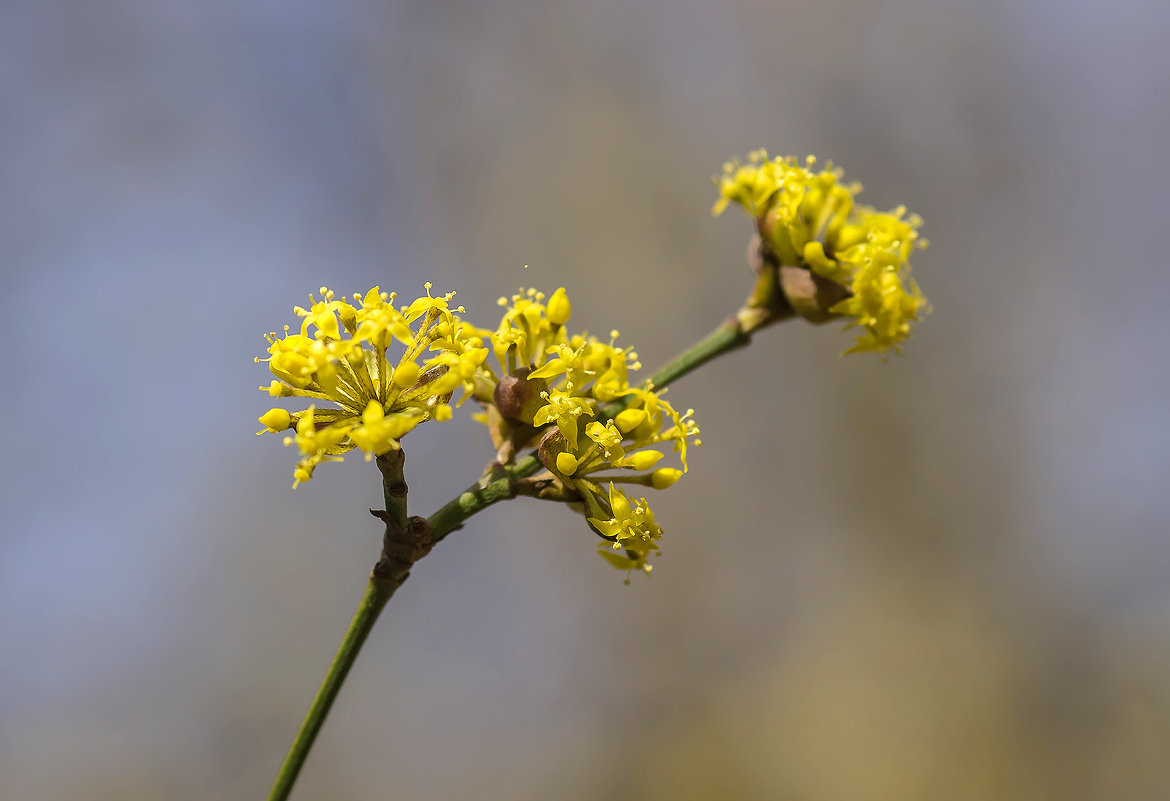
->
[266,576,397,801]
[647,317,751,393]
[378,447,409,532]
[426,464,535,543]
[267,447,419,801]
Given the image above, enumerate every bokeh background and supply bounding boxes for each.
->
[3,1,1169,799]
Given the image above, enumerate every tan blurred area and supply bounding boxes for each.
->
[3,1,1169,800]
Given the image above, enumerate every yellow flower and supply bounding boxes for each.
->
[711,149,784,218]
[585,420,626,463]
[532,385,594,445]
[486,287,569,374]
[616,386,700,471]
[256,284,486,486]
[587,483,663,581]
[478,286,700,578]
[348,400,425,455]
[714,151,928,354]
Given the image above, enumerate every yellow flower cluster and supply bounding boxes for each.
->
[256,285,487,486]
[715,150,929,354]
[256,284,698,577]
[477,288,701,579]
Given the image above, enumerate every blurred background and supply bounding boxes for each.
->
[2,1,1168,799]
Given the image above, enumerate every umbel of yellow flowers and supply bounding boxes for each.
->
[476,287,701,577]
[714,150,929,354]
[255,284,488,487]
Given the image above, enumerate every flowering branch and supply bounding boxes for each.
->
[258,150,930,800]
[264,308,766,801]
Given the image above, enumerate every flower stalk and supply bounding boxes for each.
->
[268,448,433,801]
[265,579,394,801]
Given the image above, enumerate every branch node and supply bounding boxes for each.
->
[372,514,433,588]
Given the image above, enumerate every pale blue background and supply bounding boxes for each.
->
[3,1,1169,799]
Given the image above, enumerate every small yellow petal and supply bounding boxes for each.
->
[608,483,631,518]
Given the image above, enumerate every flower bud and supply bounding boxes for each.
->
[258,408,292,432]
[547,287,572,325]
[264,380,296,397]
[338,302,357,333]
[392,361,421,389]
[614,408,648,434]
[621,450,664,471]
[650,468,683,489]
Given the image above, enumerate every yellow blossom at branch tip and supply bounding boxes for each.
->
[714,150,929,355]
